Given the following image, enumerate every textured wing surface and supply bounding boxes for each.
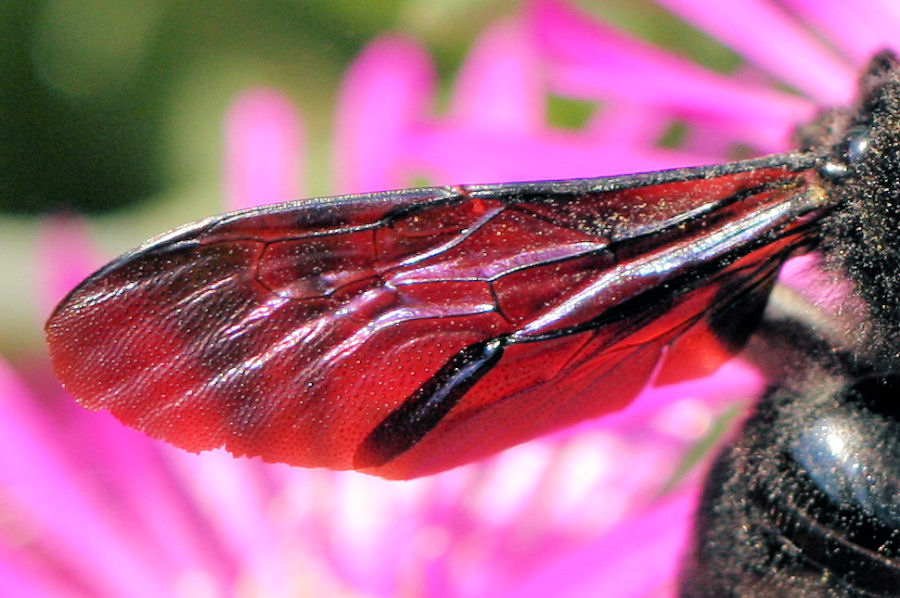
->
[46,157,825,478]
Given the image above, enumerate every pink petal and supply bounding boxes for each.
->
[164,451,293,596]
[45,391,237,592]
[334,36,436,193]
[529,0,816,152]
[655,0,856,103]
[37,216,99,315]
[225,88,304,210]
[0,360,175,597]
[450,19,545,132]
[781,0,900,63]
[504,490,696,598]
[0,552,84,598]
[401,122,714,184]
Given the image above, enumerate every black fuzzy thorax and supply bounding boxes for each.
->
[817,51,900,368]
[682,52,900,597]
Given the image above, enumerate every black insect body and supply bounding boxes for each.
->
[682,52,900,597]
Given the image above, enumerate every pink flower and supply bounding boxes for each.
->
[7,1,895,596]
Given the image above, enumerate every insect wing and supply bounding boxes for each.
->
[45,156,826,479]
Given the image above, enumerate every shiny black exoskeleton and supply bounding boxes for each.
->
[682,52,900,597]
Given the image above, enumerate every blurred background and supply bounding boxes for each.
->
[0,0,734,360]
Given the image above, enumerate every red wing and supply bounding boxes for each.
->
[45,155,827,479]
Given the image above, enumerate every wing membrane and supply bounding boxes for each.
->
[46,154,828,478]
